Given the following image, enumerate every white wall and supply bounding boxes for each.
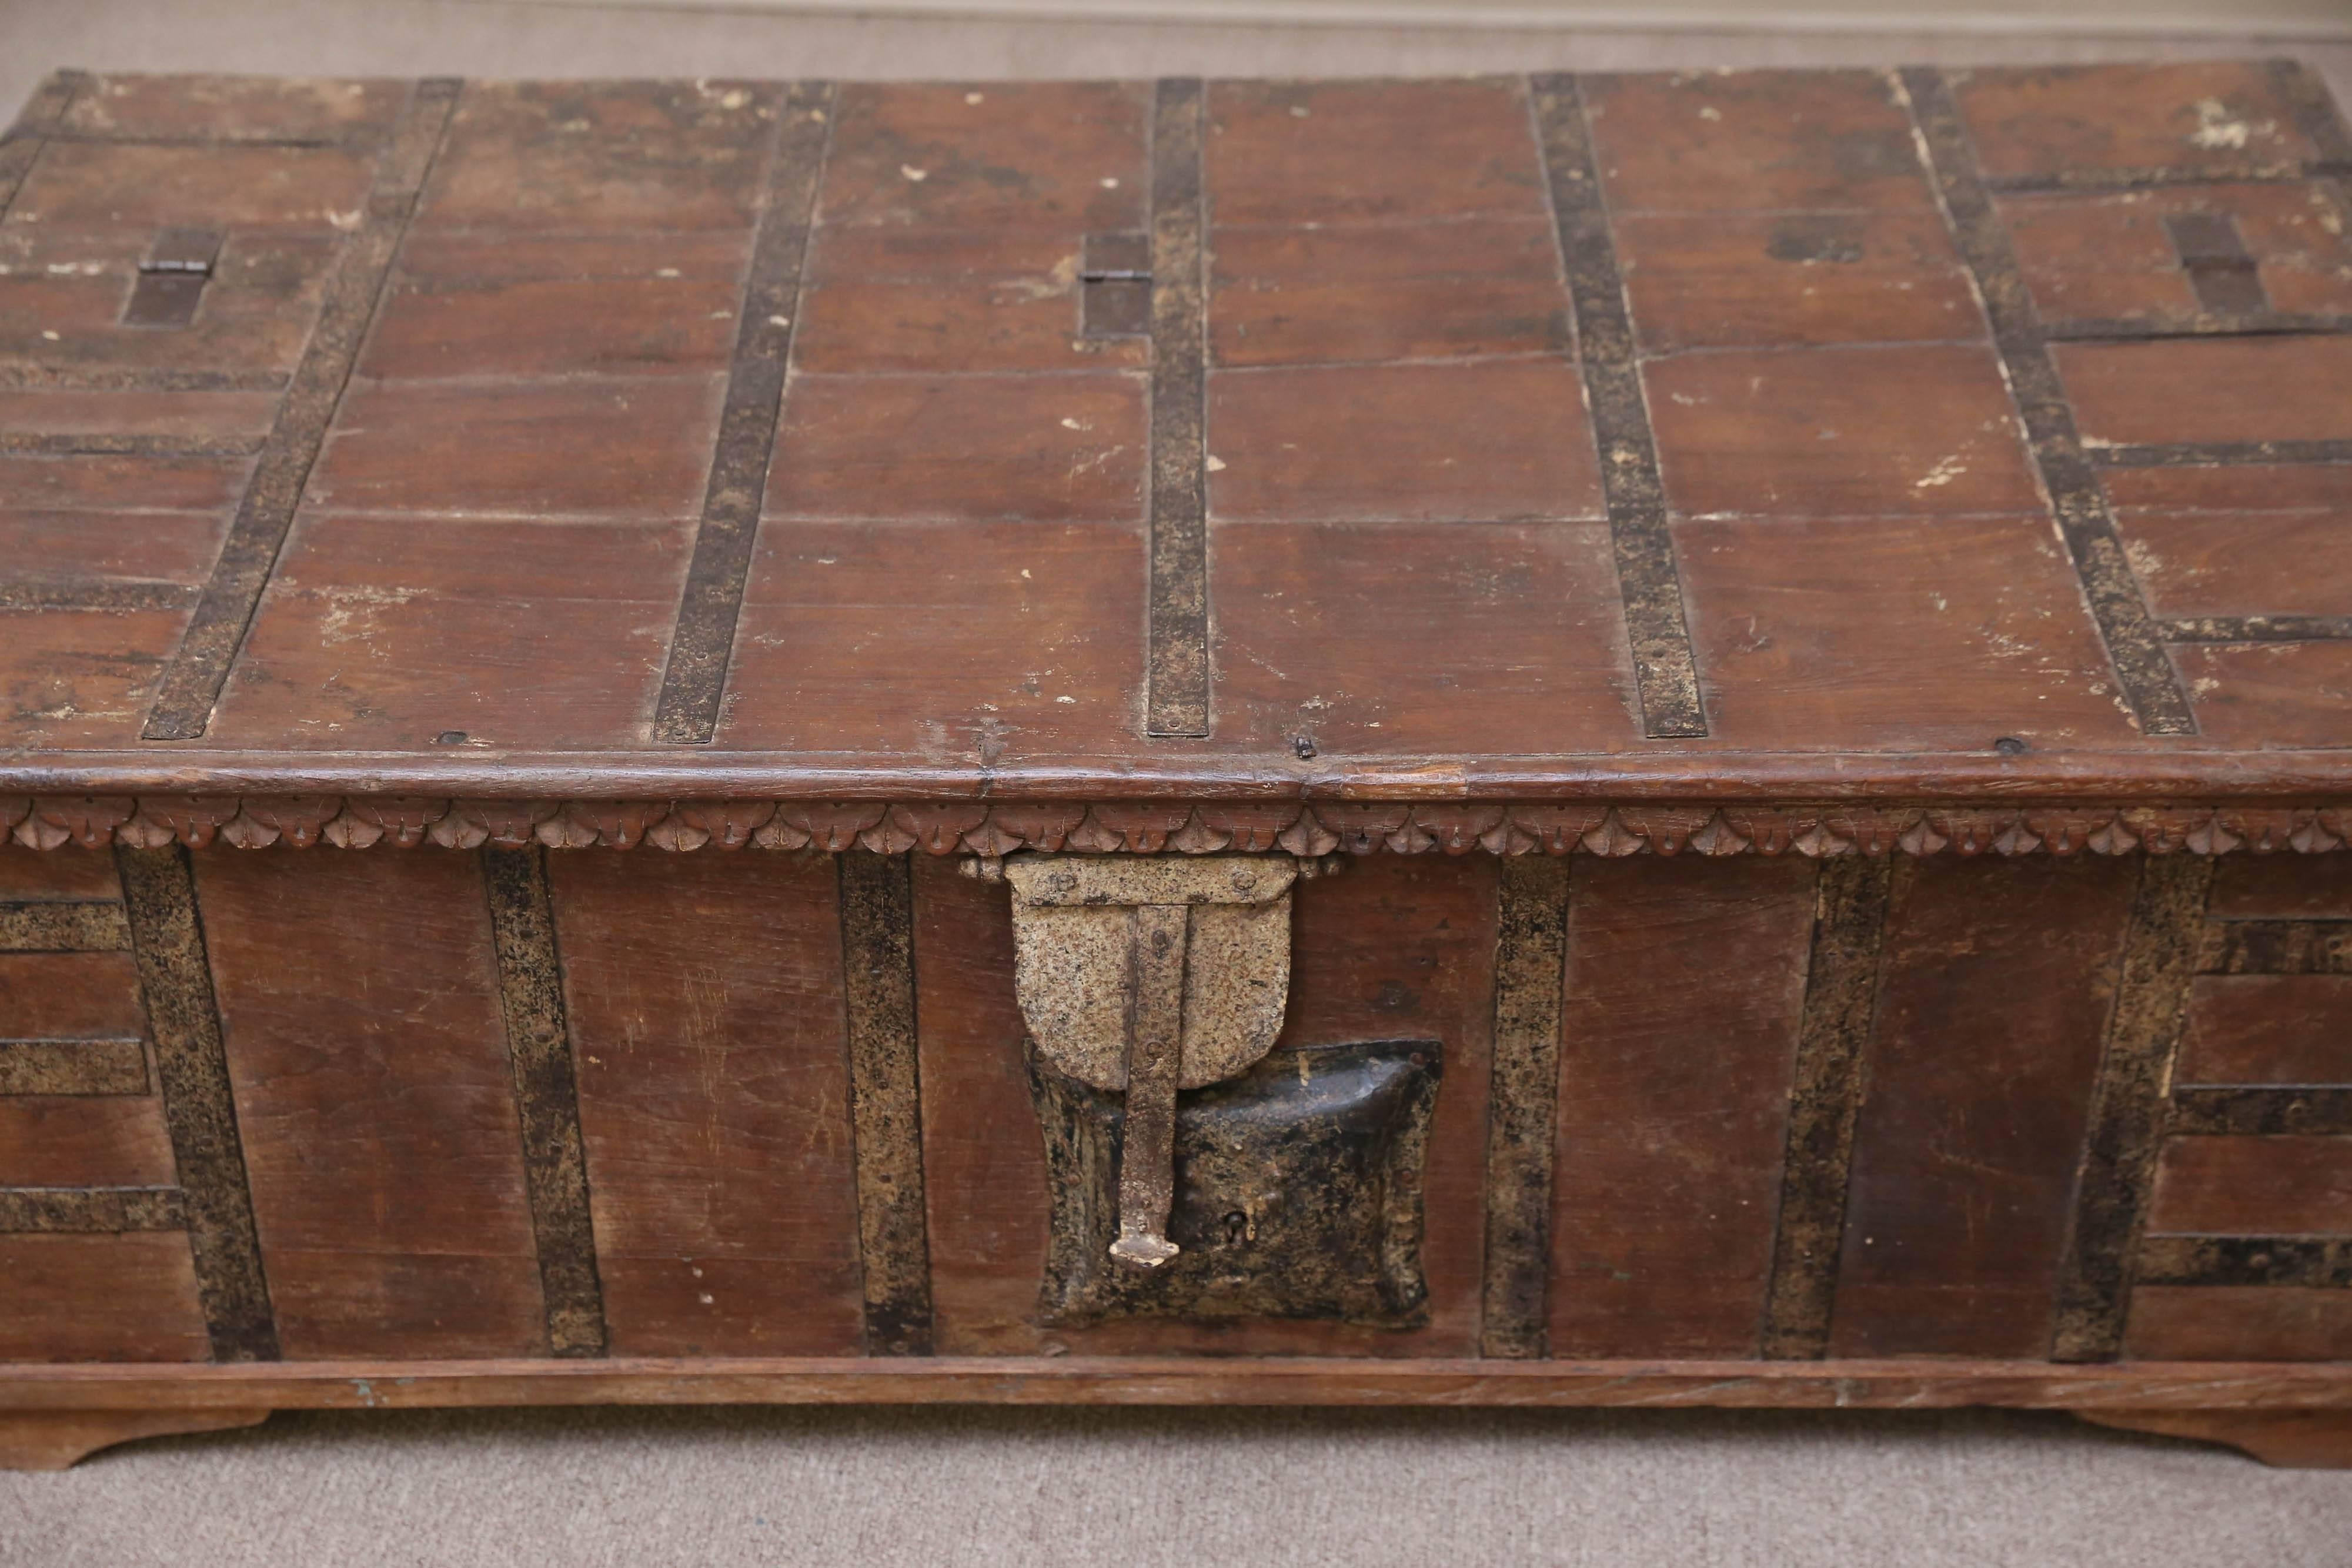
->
[506,0,2352,41]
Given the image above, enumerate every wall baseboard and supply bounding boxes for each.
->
[465,0,2352,44]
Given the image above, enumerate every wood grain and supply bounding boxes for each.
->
[0,1407,268,1470]
[550,850,863,1358]
[654,81,834,745]
[196,847,543,1358]
[1831,856,2137,1356]
[1529,73,1704,740]
[0,1233,210,1363]
[6,1355,2352,1412]
[1902,65,2198,738]
[2147,1136,2352,1236]
[141,79,459,741]
[1549,855,1815,1358]
[2180,976,2352,1084]
[2076,1406,2352,1468]
[0,1097,176,1188]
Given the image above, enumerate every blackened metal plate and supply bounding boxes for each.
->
[1029,1038,1441,1328]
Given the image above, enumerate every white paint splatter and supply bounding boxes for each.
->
[1915,453,1967,490]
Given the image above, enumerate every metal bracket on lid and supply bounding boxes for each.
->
[122,229,222,329]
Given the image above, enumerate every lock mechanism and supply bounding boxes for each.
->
[997,853,1301,1271]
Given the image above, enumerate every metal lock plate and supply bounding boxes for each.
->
[1030,1037,1441,1329]
[1003,852,1297,1270]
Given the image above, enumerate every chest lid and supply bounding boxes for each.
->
[4,62,2350,809]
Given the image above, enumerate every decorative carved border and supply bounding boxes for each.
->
[5,795,2348,859]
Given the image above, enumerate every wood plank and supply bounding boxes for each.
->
[1585,69,1935,214]
[1831,855,2138,1356]
[0,951,147,1038]
[141,79,460,741]
[0,71,84,219]
[8,1355,2352,1413]
[419,79,772,232]
[0,1233,210,1362]
[1645,347,2040,519]
[1676,516,2141,750]
[2127,1287,2352,1362]
[1208,362,1601,524]
[0,846,119,901]
[821,81,1145,232]
[1208,77,1546,227]
[208,513,693,751]
[1549,855,1815,1358]
[196,847,543,1359]
[1951,62,2334,184]
[1530,72,1705,740]
[2147,1135,2352,1236]
[0,1098,176,1188]
[2209,854,2352,921]
[653,81,834,745]
[2059,337,2352,449]
[2173,643,2352,748]
[1210,217,1567,367]
[549,849,862,1358]
[58,72,406,142]
[1902,65,2197,737]
[2180,976,2352,1084]
[907,853,1038,1356]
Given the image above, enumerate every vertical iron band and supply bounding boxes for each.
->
[113,844,279,1362]
[1760,855,1896,1360]
[141,77,463,741]
[1145,77,1212,740]
[1900,66,2199,738]
[838,851,936,1355]
[1529,73,1709,741]
[654,81,837,745]
[481,845,609,1359]
[2050,852,2215,1362]
[1481,854,1571,1358]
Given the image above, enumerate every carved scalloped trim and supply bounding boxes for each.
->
[4,795,2348,860]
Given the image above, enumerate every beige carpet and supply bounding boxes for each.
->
[4,2,2352,1560]
[5,1405,2352,1566]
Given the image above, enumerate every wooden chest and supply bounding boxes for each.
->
[3,59,2351,1470]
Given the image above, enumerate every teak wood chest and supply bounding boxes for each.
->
[2,58,2351,1471]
